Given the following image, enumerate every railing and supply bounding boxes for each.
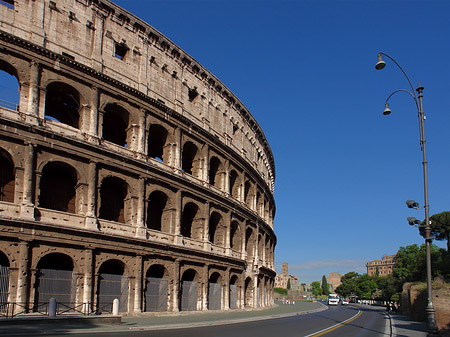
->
[0,302,94,318]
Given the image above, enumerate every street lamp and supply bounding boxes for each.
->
[375,52,439,336]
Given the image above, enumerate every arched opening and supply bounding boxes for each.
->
[39,162,77,213]
[181,142,199,176]
[144,264,168,312]
[45,82,80,128]
[0,60,19,110]
[99,177,127,223]
[229,170,239,199]
[181,202,201,240]
[244,181,252,209]
[230,221,241,251]
[148,124,168,163]
[0,251,10,305]
[98,260,128,313]
[244,277,253,308]
[229,275,238,309]
[256,192,263,217]
[208,156,221,188]
[146,191,167,232]
[209,212,224,246]
[35,253,74,309]
[180,269,198,311]
[208,272,222,310]
[0,149,15,203]
[102,104,129,147]
[245,227,255,261]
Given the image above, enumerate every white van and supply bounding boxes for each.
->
[328,293,339,305]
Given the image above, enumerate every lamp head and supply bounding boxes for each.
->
[383,102,391,116]
[406,200,419,208]
[375,52,386,70]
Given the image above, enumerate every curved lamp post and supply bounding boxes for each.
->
[375,52,439,336]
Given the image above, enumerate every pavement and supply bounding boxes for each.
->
[0,301,446,336]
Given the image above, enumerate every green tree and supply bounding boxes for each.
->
[422,211,450,251]
[355,274,377,299]
[335,272,358,298]
[311,281,323,296]
[321,275,330,295]
[287,278,291,290]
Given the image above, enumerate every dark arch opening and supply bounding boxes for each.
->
[209,157,221,186]
[102,104,129,147]
[229,170,239,198]
[0,251,10,267]
[147,191,167,231]
[39,162,77,213]
[181,142,197,175]
[146,264,166,278]
[99,177,127,223]
[230,221,240,250]
[148,124,168,162]
[209,212,223,245]
[181,202,198,238]
[45,82,80,128]
[0,149,15,203]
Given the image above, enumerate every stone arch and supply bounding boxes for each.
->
[229,274,239,309]
[181,202,202,240]
[38,161,78,213]
[208,156,223,189]
[97,259,128,313]
[148,124,169,163]
[180,268,199,311]
[144,264,168,312]
[0,250,10,305]
[256,191,263,217]
[244,277,253,308]
[230,221,241,251]
[208,271,222,310]
[244,180,253,209]
[146,190,168,232]
[181,141,201,178]
[102,103,129,147]
[98,176,128,223]
[0,147,15,203]
[44,82,80,129]
[209,211,225,247]
[229,169,239,199]
[245,227,255,261]
[0,59,20,110]
[34,253,75,309]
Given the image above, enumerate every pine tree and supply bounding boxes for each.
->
[287,278,291,290]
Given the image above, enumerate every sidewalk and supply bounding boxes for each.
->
[0,301,326,336]
[389,312,449,337]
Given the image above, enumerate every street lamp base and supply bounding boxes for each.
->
[426,304,440,337]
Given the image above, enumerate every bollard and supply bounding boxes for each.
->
[48,298,57,317]
[112,298,119,316]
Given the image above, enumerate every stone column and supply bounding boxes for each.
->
[202,264,208,311]
[135,178,146,238]
[171,127,181,169]
[137,111,146,155]
[174,190,182,244]
[254,275,259,308]
[225,211,231,255]
[16,241,30,306]
[172,260,180,312]
[20,143,35,219]
[27,61,40,119]
[85,161,98,230]
[223,268,230,310]
[83,248,94,313]
[202,202,210,251]
[89,86,99,136]
[134,255,143,313]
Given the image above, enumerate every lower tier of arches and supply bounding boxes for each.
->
[0,227,275,315]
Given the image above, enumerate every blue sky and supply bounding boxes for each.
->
[3,0,450,284]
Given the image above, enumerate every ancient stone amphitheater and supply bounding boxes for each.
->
[0,0,276,314]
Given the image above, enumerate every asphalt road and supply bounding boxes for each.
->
[19,304,388,337]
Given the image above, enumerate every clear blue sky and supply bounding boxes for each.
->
[3,0,450,284]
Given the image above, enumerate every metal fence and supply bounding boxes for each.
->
[181,281,197,311]
[208,283,221,310]
[144,277,168,312]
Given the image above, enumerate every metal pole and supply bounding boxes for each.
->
[417,86,439,336]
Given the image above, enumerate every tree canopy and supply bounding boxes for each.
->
[422,211,450,251]
[321,275,330,295]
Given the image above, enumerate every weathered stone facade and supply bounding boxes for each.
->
[0,0,276,314]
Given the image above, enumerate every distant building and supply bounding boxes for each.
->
[327,272,342,292]
[275,262,299,289]
[366,254,397,276]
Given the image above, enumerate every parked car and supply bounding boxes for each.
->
[341,299,349,305]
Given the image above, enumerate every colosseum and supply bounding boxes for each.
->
[0,0,276,315]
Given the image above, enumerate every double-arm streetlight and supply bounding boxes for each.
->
[375,52,439,336]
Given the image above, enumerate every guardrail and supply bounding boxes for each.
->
[0,302,95,318]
